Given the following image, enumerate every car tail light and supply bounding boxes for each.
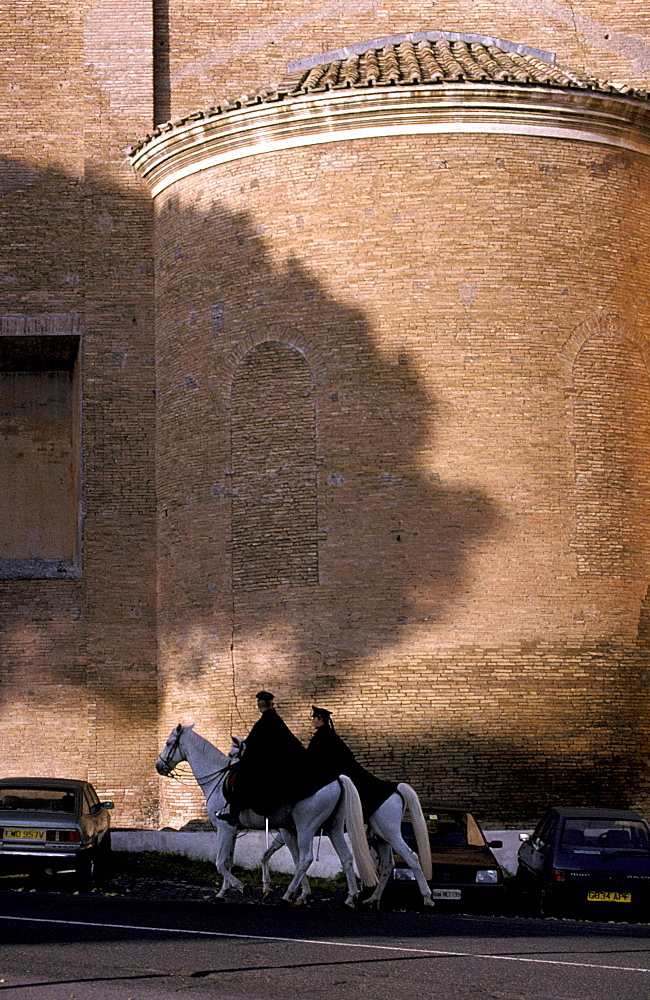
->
[58,830,80,843]
[0,828,3,838]
[46,830,56,842]
[550,868,565,882]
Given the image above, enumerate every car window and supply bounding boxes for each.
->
[425,812,468,846]
[560,817,650,852]
[85,785,101,810]
[533,814,555,845]
[466,813,488,847]
[0,788,76,813]
[83,788,96,815]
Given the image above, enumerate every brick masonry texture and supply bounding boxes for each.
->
[3,3,650,829]
[154,130,650,827]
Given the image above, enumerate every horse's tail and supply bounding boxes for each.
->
[338,774,378,887]
[397,782,432,880]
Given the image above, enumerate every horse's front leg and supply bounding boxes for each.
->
[214,821,245,898]
[261,832,285,899]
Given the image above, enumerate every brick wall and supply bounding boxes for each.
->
[0,1,158,826]
[153,131,650,825]
[3,2,650,830]
[161,2,650,122]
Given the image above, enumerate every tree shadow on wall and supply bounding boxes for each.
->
[423,734,646,827]
[160,196,505,686]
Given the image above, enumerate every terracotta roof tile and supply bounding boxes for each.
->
[129,38,650,156]
[275,39,611,93]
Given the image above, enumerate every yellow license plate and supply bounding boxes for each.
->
[4,829,46,841]
[587,890,631,903]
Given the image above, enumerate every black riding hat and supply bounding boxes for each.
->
[312,705,333,725]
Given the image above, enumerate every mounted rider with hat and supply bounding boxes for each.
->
[223,691,308,822]
[306,706,398,819]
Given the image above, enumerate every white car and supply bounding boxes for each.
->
[0,777,113,886]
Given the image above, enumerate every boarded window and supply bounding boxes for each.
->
[570,333,650,579]
[230,341,318,591]
[0,335,80,578]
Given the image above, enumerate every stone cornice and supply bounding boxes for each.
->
[130,84,650,198]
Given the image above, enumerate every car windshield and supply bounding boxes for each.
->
[560,817,650,852]
[0,788,76,813]
[425,811,486,847]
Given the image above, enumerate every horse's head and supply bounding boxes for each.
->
[156,723,194,776]
[229,736,246,761]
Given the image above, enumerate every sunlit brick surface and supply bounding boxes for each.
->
[4,3,650,828]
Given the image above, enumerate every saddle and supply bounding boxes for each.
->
[222,765,238,805]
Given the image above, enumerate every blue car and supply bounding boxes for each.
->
[516,806,650,918]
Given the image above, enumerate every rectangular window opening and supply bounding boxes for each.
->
[0,334,81,579]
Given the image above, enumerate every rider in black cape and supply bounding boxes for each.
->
[306,705,398,819]
[225,691,309,821]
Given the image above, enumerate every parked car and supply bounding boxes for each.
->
[0,777,113,885]
[386,805,505,911]
[516,806,650,918]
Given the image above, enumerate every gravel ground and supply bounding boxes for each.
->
[0,851,357,908]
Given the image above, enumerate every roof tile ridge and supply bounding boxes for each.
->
[414,40,445,83]
[450,40,491,81]
[378,43,400,85]
[360,47,381,85]
[340,54,361,87]
[395,40,422,84]
[469,42,511,82]
[431,39,467,81]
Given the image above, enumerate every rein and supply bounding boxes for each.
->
[159,727,239,800]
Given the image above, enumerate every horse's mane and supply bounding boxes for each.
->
[181,725,229,764]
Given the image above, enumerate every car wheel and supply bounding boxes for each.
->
[95,831,112,882]
[514,865,537,916]
[538,888,555,918]
[74,853,97,891]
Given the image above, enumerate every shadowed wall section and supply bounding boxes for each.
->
[145,61,650,827]
[571,329,650,581]
[230,342,319,591]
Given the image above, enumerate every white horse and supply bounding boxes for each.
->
[260,781,434,909]
[155,724,377,906]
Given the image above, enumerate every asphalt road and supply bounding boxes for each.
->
[1,891,650,1000]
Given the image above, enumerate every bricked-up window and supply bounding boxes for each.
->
[0,335,80,579]
[571,333,650,579]
[230,342,319,591]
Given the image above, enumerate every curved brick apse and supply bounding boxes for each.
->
[138,46,650,826]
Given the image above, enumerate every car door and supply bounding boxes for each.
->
[83,785,109,845]
[520,814,555,880]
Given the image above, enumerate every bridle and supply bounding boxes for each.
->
[157,725,243,789]
[157,726,187,779]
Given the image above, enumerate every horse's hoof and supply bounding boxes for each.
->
[423,899,435,908]
[262,889,273,900]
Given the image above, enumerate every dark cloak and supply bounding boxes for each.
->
[306,724,398,819]
[233,708,308,816]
